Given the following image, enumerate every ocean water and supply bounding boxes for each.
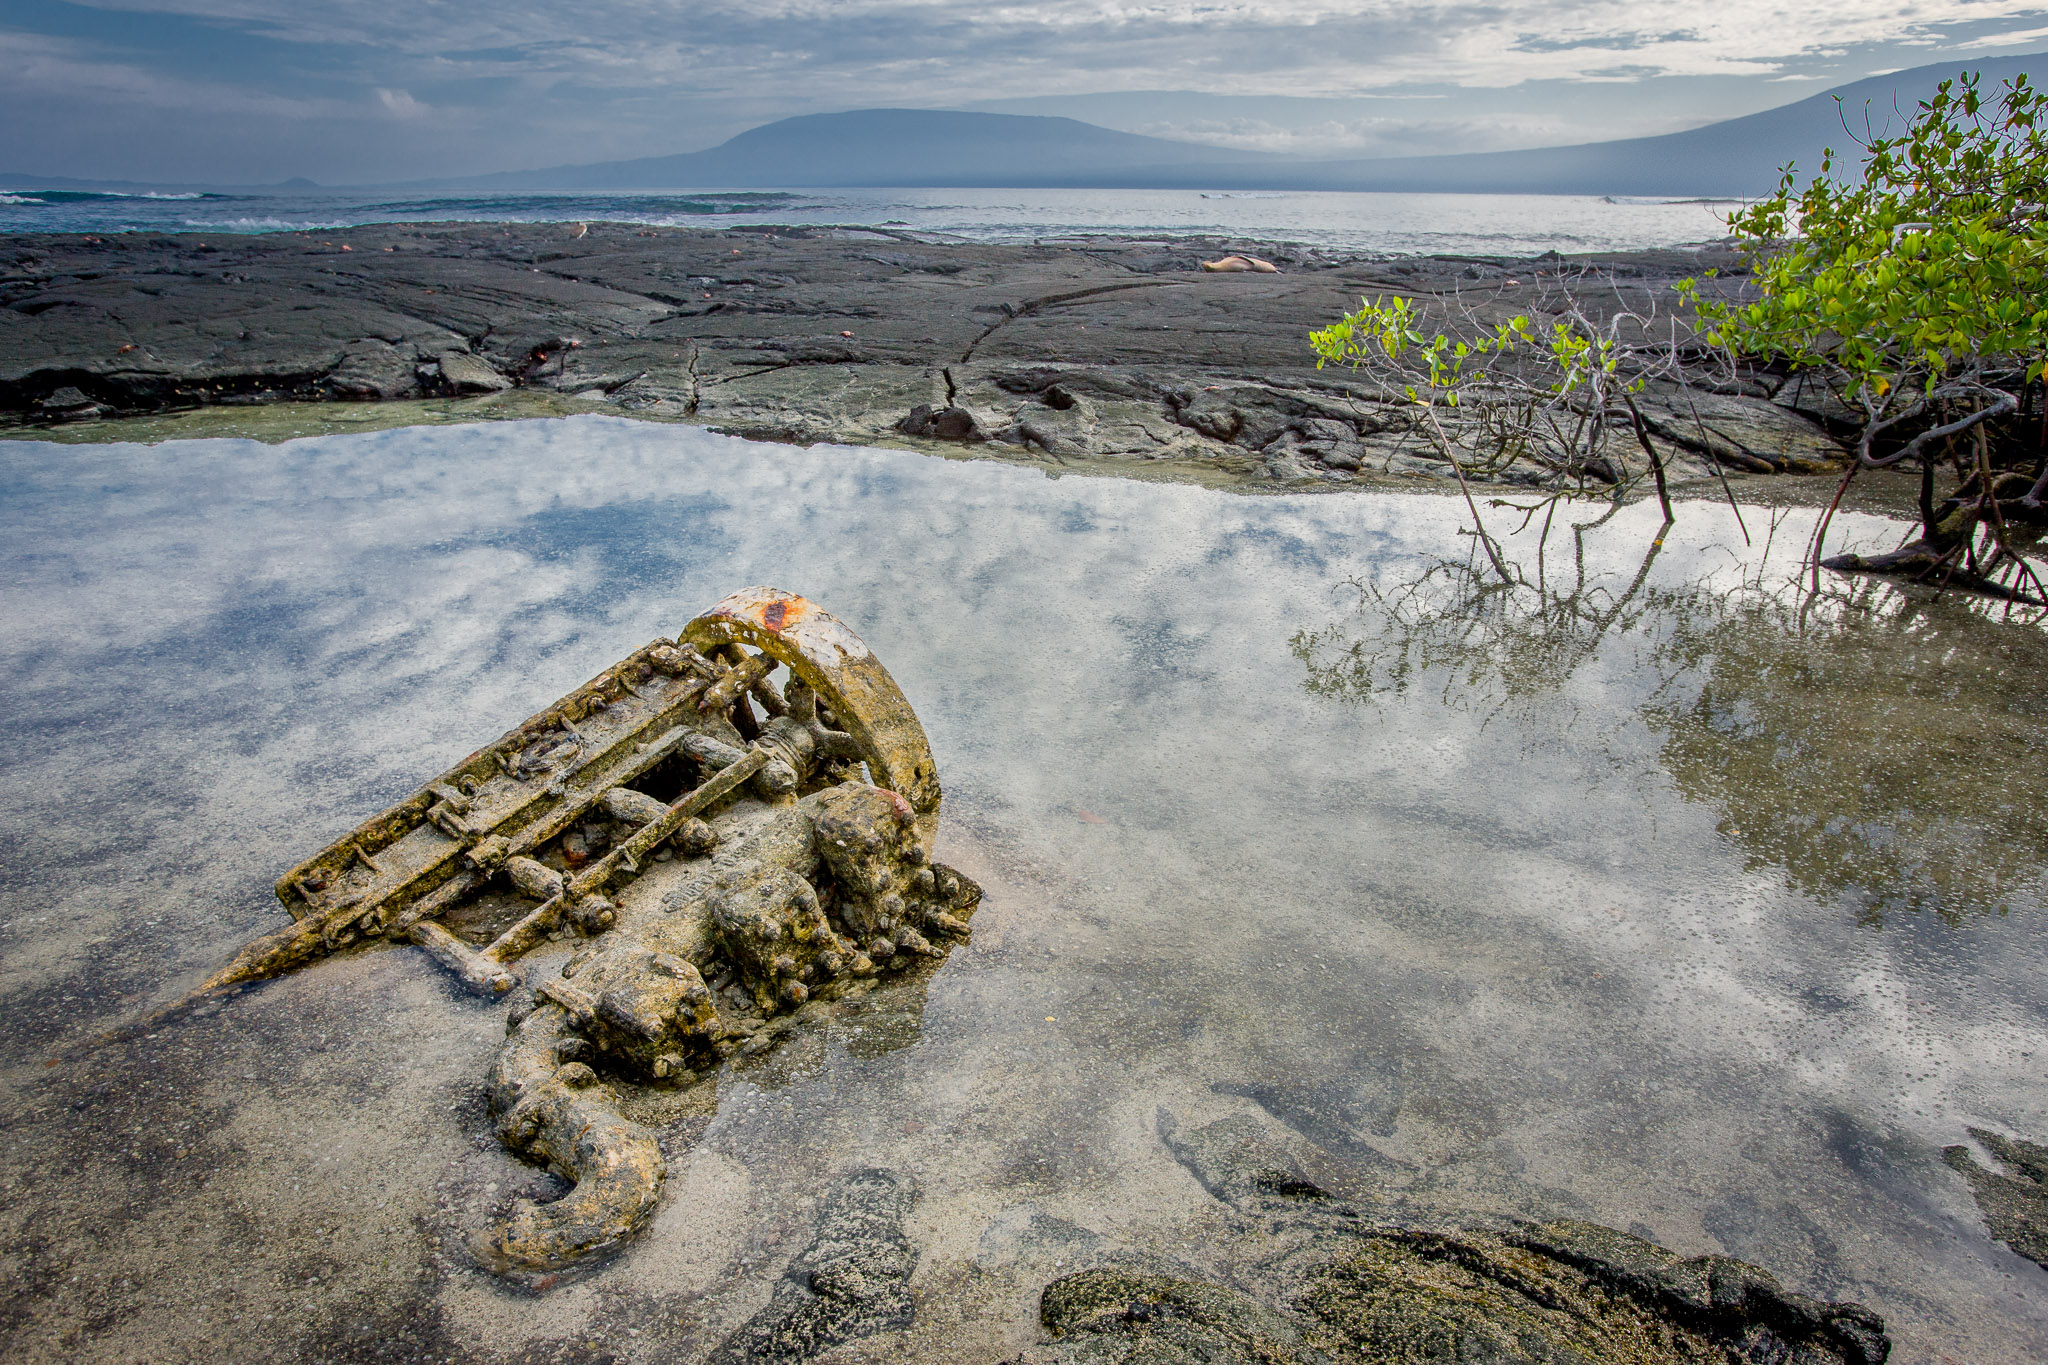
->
[2,419,2045,1362]
[0,184,1743,256]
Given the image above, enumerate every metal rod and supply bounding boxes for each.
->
[411,921,517,996]
[478,745,769,966]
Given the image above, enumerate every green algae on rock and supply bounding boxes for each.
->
[1013,1113,1890,1365]
[1942,1130,2048,1270]
[707,1169,919,1365]
[1025,1224,1889,1365]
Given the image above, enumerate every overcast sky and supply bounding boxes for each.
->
[3,0,2044,184]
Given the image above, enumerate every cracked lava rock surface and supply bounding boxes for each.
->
[0,222,1849,488]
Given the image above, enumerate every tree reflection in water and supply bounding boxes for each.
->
[1292,504,2048,927]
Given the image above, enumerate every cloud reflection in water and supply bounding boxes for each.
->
[1,418,2044,1362]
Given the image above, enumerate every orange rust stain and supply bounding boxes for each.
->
[754,595,809,633]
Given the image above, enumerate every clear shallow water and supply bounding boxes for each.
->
[0,421,2044,1362]
[0,185,1740,256]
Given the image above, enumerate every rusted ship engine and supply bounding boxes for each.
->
[187,588,980,1272]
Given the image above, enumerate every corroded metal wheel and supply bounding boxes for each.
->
[157,586,976,1281]
[684,587,942,844]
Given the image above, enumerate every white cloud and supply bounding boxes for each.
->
[9,0,2042,177]
[48,0,2048,101]
[1957,22,2048,49]
[375,87,429,117]
[0,31,340,116]
[1127,105,1713,155]
[0,31,450,124]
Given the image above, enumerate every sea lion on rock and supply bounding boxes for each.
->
[1201,254,1280,273]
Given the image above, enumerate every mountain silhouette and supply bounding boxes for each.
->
[444,108,1270,191]
[1274,53,2040,196]
[435,53,2038,197]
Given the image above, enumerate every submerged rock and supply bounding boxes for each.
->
[1037,1269,1312,1363]
[708,1169,919,1365]
[1009,1111,1890,1365]
[1942,1128,2048,1269]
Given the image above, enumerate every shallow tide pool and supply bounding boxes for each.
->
[2,418,2045,1362]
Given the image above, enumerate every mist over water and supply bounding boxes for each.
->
[1,420,2044,1362]
[0,186,1740,256]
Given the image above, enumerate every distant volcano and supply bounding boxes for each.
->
[437,108,1274,192]
[430,54,2039,199]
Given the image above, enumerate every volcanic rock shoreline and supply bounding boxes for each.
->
[0,221,1849,487]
